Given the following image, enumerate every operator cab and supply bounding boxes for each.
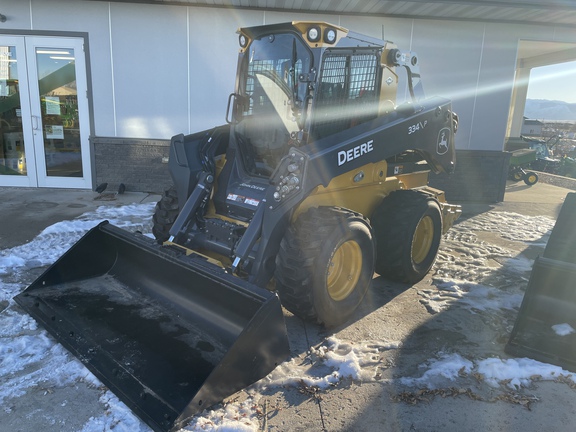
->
[214,22,424,232]
[229,22,397,180]
[234,31,312,176]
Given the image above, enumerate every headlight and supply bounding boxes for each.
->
[324,28,337,44]
[239,34,248,48]
[307,26,321,43]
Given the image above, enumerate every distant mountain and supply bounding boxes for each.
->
[524,99,576,121]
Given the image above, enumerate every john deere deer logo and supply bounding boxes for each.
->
[437,128,450,155]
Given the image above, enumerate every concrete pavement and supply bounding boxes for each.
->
[0,187,160,249]
[1,180,575,432]
[0,178,570,249]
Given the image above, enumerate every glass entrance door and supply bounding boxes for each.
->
[0,36,91,189]
[0,37,36,186]
[27,37,91,188]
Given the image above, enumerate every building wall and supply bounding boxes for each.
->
[2,0,576,193]
[522,121,543,137]
[91,136,172,193]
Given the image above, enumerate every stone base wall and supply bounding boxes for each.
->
[92,136,172,193]
[91,140,512,203]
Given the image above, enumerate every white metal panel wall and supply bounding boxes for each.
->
[109,3,188,138]
[265,13,511,151]
[187,8,262,133]
[410,20,486,150]
[1,0,33,29]
[25,0,115,136]
[3,0,576,149]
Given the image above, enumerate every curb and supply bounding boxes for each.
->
[533,171,576,191]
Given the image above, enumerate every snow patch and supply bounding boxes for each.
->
[402,354,576,391]
[261,337,398,391]
[185,397,261,431]
[477,357,575,389]
[419,279,524,314]
[400,354,473,389]
[552,323,575,336]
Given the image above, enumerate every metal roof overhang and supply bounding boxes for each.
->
[81,0,576,28]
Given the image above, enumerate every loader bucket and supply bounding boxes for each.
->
[505,257,576,371]
[505,193,576,372]
[14,222,290,432]
[542,192,576,264]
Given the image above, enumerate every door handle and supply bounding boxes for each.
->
[31,115,40,130]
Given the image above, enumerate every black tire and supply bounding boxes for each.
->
[152,186,180,243]
[372,190,442,284]
[274,207,375,327]
[523,171,538,186]
[511,169,523,181]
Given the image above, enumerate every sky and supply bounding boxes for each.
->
[526,61,576,103]
[2,202,576,431]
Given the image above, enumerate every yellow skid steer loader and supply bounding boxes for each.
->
[16,22,460,432]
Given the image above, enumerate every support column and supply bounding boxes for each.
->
[506,67,531,138]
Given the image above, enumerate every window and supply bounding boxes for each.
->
[312,52,380,140]
[235,33,312,176]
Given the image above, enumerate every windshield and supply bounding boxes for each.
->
[235,33,312,176]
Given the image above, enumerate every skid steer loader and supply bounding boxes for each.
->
[15,22,460,432]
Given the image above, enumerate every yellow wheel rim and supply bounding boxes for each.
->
[327,240,362,301]
[528,174,537,183]
[412,215,434,264]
